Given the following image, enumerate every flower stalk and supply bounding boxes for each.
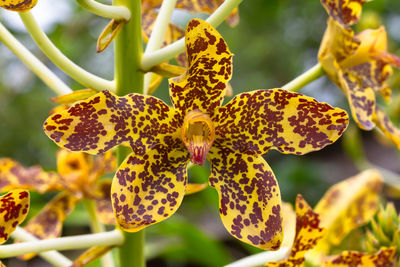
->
[113,0,145,266]
[0,23,72,95]
[140,0,244,70]
[282,63,325,92]
[2,228,124,258]
[77,0,131,20]
[18,12,115,92]
[10,227,72,267]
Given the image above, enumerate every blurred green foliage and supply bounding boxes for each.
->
[0,0,400,266]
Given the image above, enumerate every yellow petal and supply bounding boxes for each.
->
[43,90,178,155]
[93,180,115,225]
[324,246,397,266]
[0,158,63,193]
[0,0,37,12]
[320,0,367,26]
[72,246,113,267]
[266,195,325,267]
[208,148,283,250]
[372,107,400,150]
[0,190,30,244]
[169,19,233,116]
[111,144,190,232]
[213,88,348,156]
[315,169,383,247]
[97,19,125,53]
[50,89,98,104]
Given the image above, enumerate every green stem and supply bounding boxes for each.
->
[113,0,145,266]
[0,23,72,96]
[281,63,325,92]
[10,227,72,267]
[140,0,244,70]
[4,228,124,258]
[18,12,115,92]
[224,247,291,267]
[77,0,131,20]
[83,199,115,267]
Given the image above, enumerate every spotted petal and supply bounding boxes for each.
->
[266,195,324,266]
[0,190,29,244]
[169,19,233,116]
[23,193,78,241]
[208,146,282,250]
[320,0,367,26]
[94,180,115,225]
[213,89,348,156]
[319,18,360,78]
[315,169,382,247]
[44,90,178,155]
[0,158,63,193]
[111,143,190,232]
[0,0,37,11]
[324,247,397,267]
[338,69,376,130]
[373,107,400,149]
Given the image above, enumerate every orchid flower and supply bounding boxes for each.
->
[43,19,349,250]
[318,0,400,148]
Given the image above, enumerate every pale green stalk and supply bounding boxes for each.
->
[10,227,72,267]
[113,0,145,266]
[141,0,244,70]
[83,199,115,267]
[0,23,72,95]
[281,63,325,92]
[77,0,131,20]
[2,229,124,258]
[18,12,115,91]
[143,0,178,94]
[224,246,291,267]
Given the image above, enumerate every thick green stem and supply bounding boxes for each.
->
[281,63,325,92]
[113,0,145,266]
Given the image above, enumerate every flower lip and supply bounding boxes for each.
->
[181,109,215,165]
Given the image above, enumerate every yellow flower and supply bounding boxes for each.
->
[0,0,37,12]
[266,170,397,267]
[0,149,116,259]
[318,0,400,148]
[44,19,348,250]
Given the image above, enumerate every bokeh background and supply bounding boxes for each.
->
[0,0,400,266]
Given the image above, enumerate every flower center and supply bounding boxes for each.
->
[181,110,215,165]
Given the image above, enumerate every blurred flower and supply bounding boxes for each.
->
[318,0,400,149]
[266,169,397,266]
[44,19,348,250]
[0,149,116,259]
[0,0,37,12]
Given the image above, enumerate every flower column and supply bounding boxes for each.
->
[112,0,145,267]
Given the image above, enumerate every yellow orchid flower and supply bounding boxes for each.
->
[318,0,400,148]
[0,149,116,259]
[44,19,349,250]
[0,0,37,12]
[266,170,397,266]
